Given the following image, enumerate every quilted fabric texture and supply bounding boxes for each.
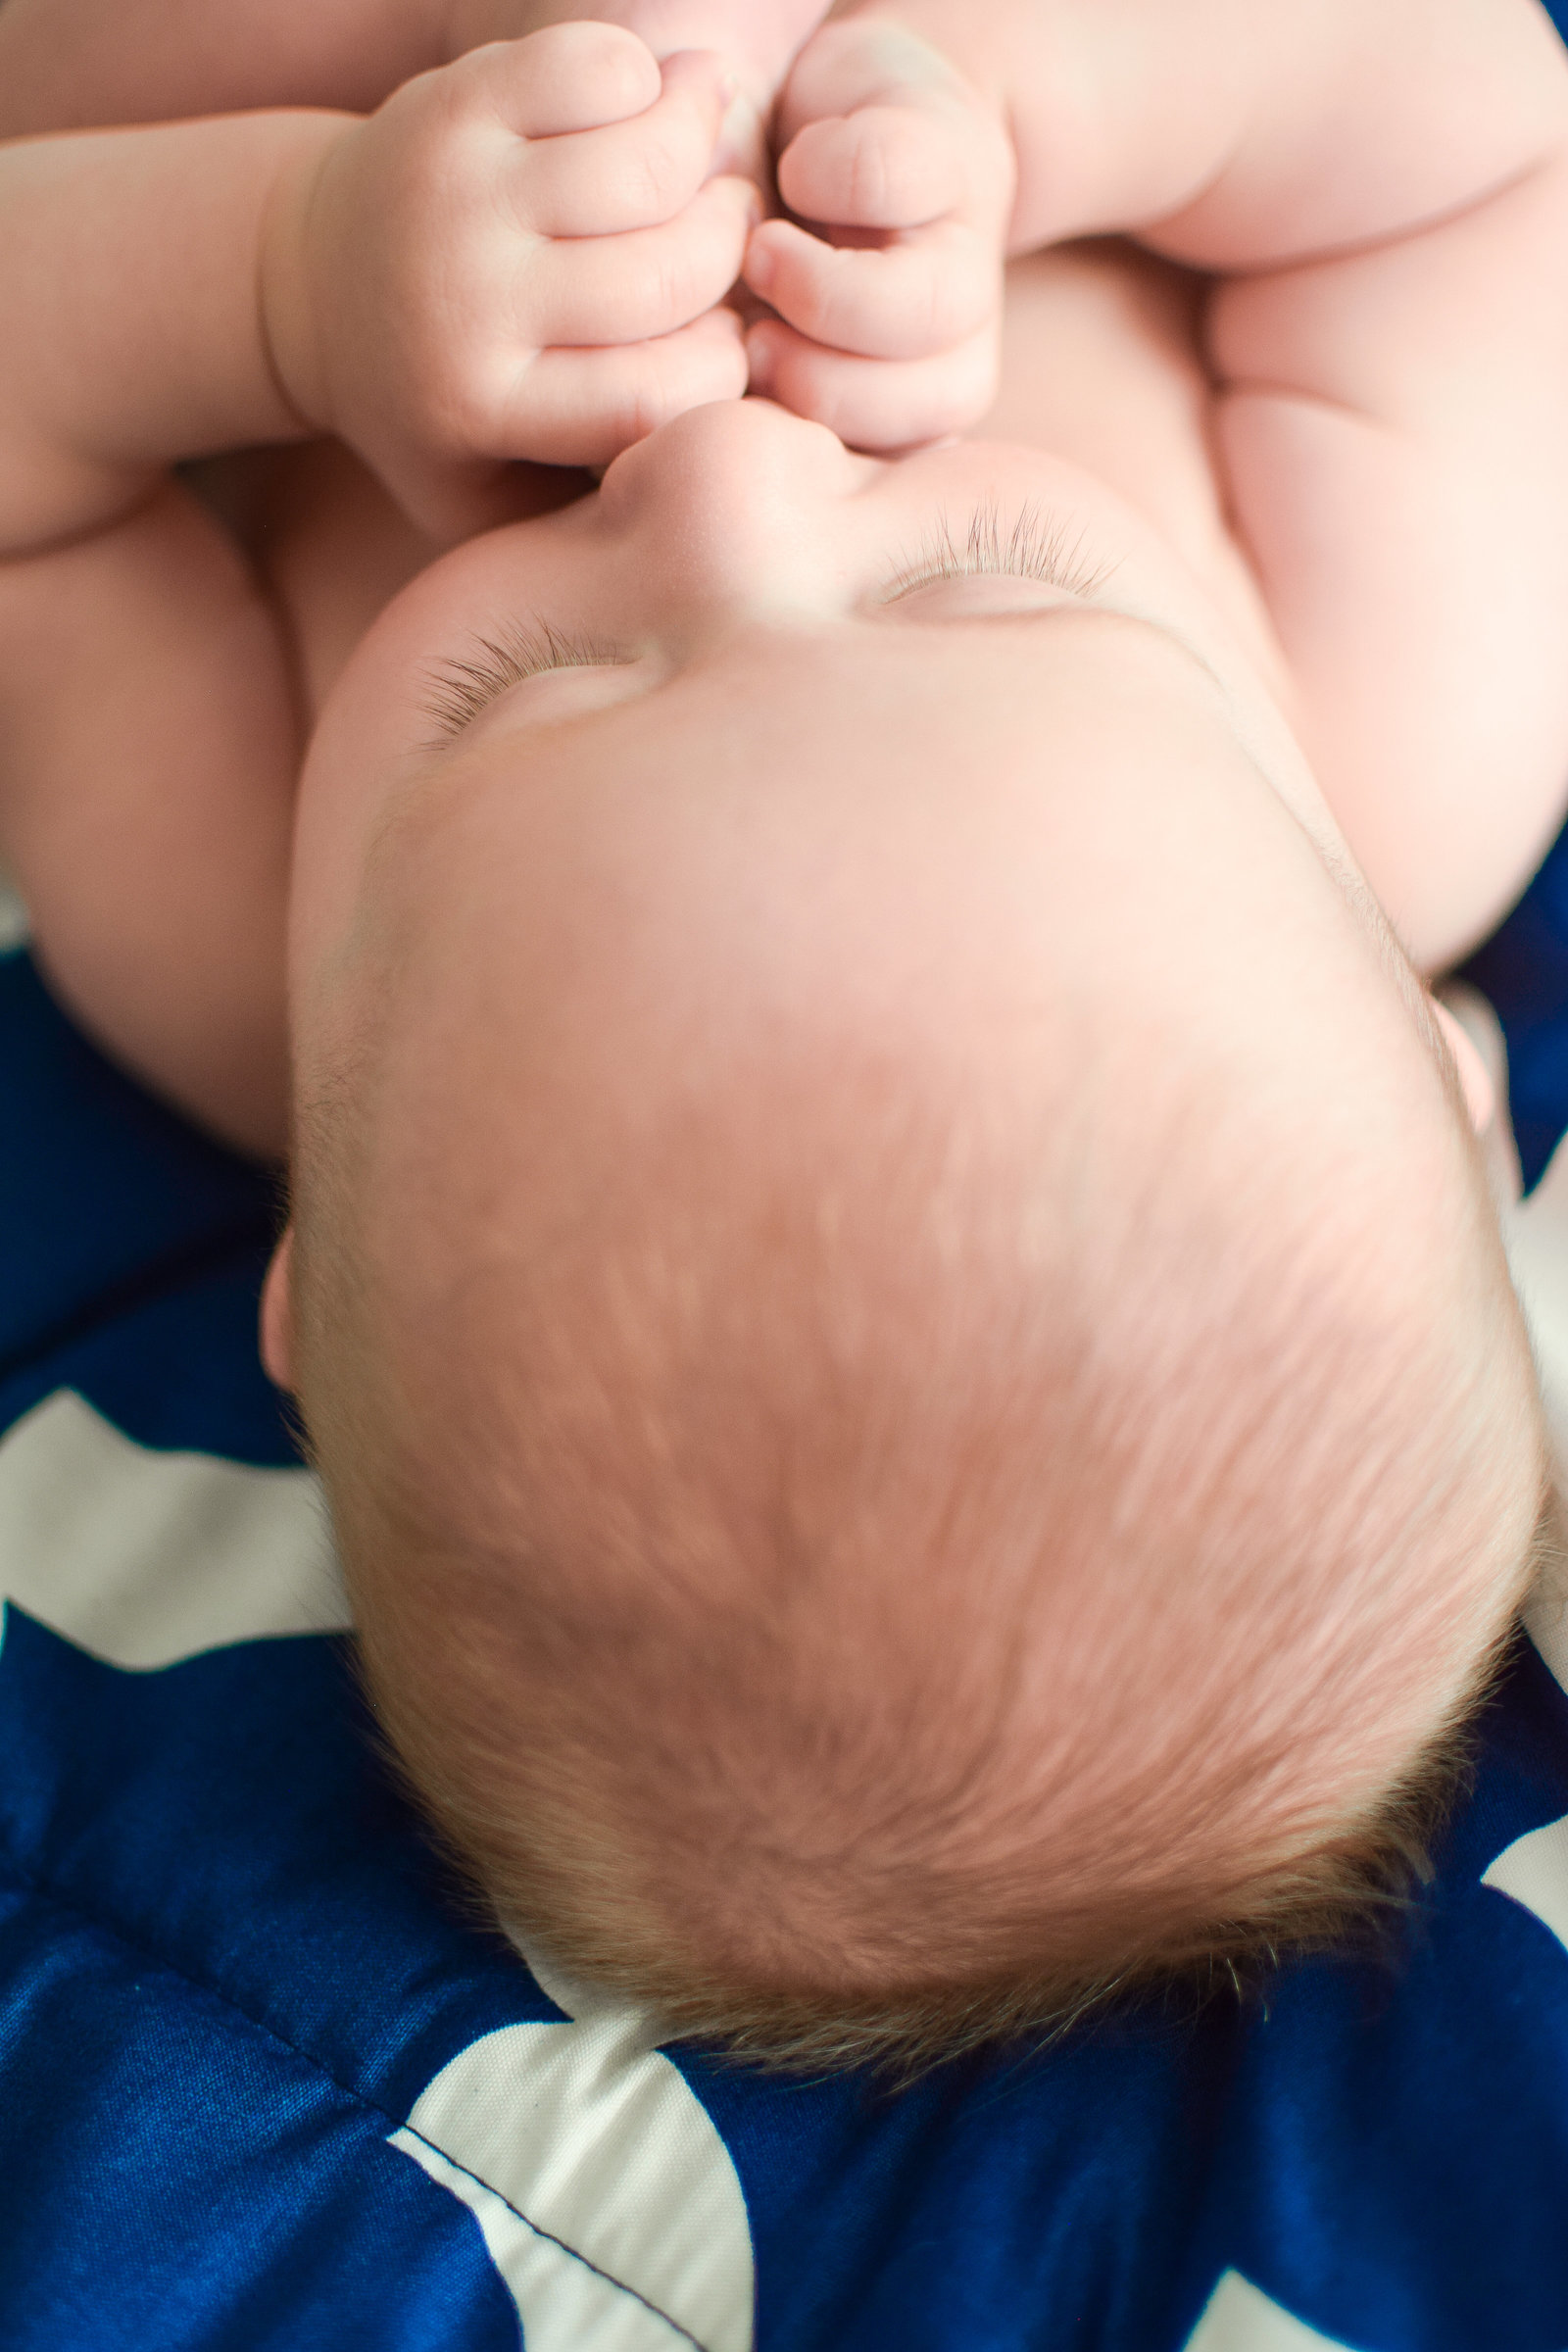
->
[4,869,1568,2352]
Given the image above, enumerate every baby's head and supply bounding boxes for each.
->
[274,402,1546,2066]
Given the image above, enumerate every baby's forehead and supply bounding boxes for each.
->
[303,559,1469,1289]
[360,627,1369,1084]
[340,785,1446,1314]
[384,606,1277,902]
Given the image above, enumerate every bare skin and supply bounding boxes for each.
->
[0,0,1564,1164]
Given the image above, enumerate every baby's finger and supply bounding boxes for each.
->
[510,48,733,237]
[747,316,999,451]
[523,174,757,347]
[777,106,965,233]
[745,218,998,361]
[504,309,749,466]
[458,21,662,139]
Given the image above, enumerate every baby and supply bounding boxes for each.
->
[2,0,1567,2068]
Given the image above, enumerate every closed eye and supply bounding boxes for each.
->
[422,500,1113,741]
[881,499,1115,605]
[422,621,624,742]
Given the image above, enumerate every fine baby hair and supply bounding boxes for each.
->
[287,612,1545,2069]
[3,0,1566,2070]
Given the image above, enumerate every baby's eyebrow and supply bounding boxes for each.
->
[896,587,1225,699]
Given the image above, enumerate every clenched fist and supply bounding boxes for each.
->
[743,19,1014,449]
[266,21,759,536]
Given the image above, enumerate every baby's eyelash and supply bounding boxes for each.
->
[422,621,617,741]
[885,500,1113,604]
[422,502,1105,738]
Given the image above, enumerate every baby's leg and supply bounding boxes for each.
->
[0,483,296,1154]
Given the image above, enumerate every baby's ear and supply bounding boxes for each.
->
[261,1227,297,1393]
[1432,999,1496,1136]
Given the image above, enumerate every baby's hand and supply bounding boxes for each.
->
[742,19,1014,450]
[270,22,757,536]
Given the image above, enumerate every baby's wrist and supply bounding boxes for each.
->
[257,113,361,441]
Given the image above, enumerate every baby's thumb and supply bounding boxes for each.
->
[773,17,973,151]
[773,19,1012,234]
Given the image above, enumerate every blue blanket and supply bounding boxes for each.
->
[8,37,1568,2337]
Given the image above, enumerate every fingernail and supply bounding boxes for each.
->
[746,237,776,297]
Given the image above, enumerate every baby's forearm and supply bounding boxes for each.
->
[0,112,344,557]
[0,0,451,135]
[831,0,1568,261]
[0,0,821,143]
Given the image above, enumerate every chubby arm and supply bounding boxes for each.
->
[0,114,339,558]
[772,0,1568,964]
[841,0,1568,265]
[0,0,446,133]
[0,31,752,1152]
[0,0,831,165]
[1204,137,1568,971]
[1056,0,1568,968]
[0,37,749,551]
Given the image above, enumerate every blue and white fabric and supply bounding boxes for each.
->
[7,844,1568,2352]
[9,11,1568,2313]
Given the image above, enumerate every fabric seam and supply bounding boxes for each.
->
[0,1849,711,2350]
[0,1213,279,1396]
